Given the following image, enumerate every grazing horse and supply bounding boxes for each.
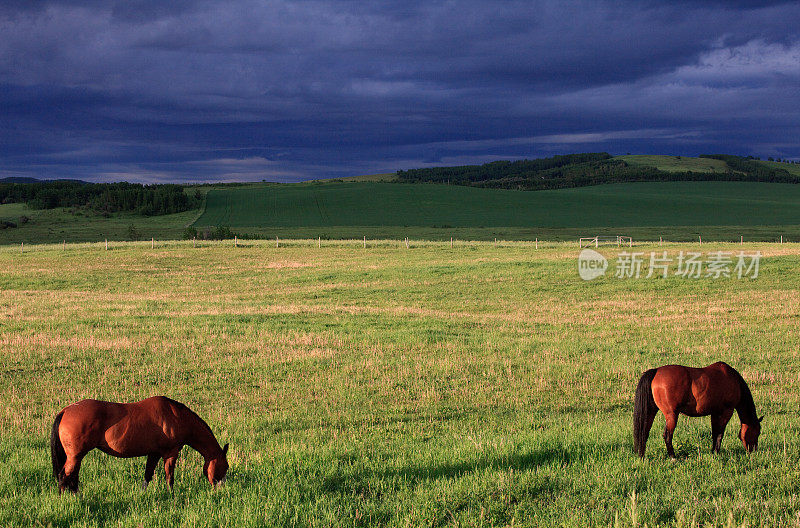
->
[51,396,228,493]
[633,362,762,458]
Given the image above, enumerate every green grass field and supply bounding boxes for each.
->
[191,181,800,241]
[1,241,800,526]
[0,202,197,245]
[4,178,800,245]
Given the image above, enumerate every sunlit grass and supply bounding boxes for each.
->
[1,242,799,526]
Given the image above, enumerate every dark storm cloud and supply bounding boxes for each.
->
[0,0,798,182]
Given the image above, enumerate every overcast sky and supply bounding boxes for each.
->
[1,1,798,183]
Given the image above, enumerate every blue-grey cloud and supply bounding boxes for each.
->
[0,0,798,182]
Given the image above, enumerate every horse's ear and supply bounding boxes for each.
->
[222,443,229,455]
[758,415,764,423]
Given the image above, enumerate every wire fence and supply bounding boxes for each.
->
[0,235,795,255]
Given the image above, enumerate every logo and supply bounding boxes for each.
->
[578,249,608,281]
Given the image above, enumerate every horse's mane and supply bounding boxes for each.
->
[732,368,758,422]
[166,398,216,438]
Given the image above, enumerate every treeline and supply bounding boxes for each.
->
[0,180,201,215]
[397,153,612,185]
[699,155,798,183]
[396,154,800,191]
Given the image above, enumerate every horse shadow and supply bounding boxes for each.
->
[321,445,571,496]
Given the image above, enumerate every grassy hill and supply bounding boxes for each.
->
[4,180,800,244]
[756,159,800,176]
[191,180,800,240]
[614,155,730,173]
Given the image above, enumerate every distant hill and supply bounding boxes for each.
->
[615,155,729,173]
[0,176,90,184]
[755,159,800,177]
[0,177,42,184]
[395,153,800,190]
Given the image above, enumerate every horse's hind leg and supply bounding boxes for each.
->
[663,413,678,459]
[711,409,734,454]
[59,454,85,494]
[142,454,160,490]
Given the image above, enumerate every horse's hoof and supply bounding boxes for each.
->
[141,481,149,491]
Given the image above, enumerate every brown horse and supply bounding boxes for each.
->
[633,362,762,458]
[51,396,228,493]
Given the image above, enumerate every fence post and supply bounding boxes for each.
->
[276,236,279,248]
[595,237,598,248]
[151,237,154,249]
[450,237,453,248]
[659,236,662,246]
[193,236,196,248]
[629,238,632,248]
[781,235,783,244]
[105,239,108,251]
[405,237,409,249]
[235,235,238,248]
[699,235,702,245]
[63,240,66,250]
[535,238,538,250]
[318,236,321,248]
[20,242,23,254]
[363,235,366,249]
[741,235,743,245]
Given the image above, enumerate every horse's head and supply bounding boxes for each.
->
[739,417,763,453]
[203,443,229,486]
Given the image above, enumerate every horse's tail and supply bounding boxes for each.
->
[633,368,658,457]
[51,411,66,481]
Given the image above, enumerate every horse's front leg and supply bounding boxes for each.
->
[164,451,180,492]
[663,413,678,459]
[710,409,734,454]
[142,453,160,490]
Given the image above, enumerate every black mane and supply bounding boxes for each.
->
[733,369,759,424]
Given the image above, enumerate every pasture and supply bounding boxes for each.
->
[192,181,800,242]
[1,240,800,527]
[4,180,800,245]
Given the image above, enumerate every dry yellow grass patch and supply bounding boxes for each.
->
[0,332,138,352]
[266,261,311,269]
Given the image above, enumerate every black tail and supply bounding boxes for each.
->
[633,368,658,457]
[51,411,66,482]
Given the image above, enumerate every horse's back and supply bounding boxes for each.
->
[651,362,741,416]
[138,395,186,412]
[60,399,127,428]
[652,365,693,390]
